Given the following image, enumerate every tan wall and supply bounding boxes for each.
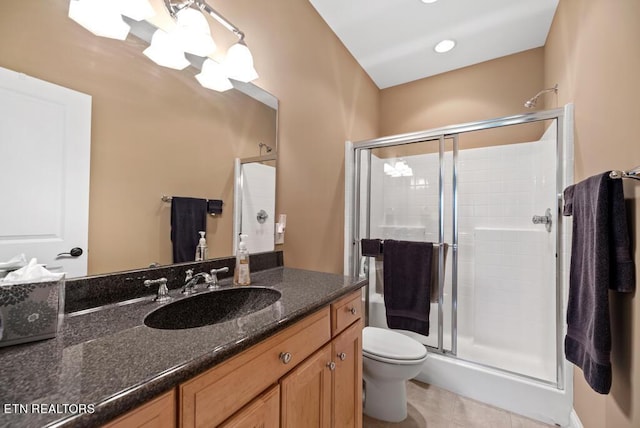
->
[545,1,640,427]
[379,48,546,142]
[0,0,379,275]
[213,0,380,273]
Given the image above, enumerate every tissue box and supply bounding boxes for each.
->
[0,278,64,348]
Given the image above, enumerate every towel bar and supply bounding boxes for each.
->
[610,166,640,181]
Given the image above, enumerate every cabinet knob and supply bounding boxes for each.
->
[338,352,347,361]
[279,352,292,364]
[349,307,357,315]
[327,361,336,371]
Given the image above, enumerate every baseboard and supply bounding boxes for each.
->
[568,409,584,428]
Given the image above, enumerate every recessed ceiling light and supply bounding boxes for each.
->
[421,0,438,3]
[434,39,456,53]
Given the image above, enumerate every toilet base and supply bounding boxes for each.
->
[363,378,408,423]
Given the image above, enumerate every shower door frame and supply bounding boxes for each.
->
[345,107,569,390]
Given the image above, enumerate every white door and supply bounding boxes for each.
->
[0,67,91,278]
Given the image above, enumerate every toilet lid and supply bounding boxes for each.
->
[362,327,427,361]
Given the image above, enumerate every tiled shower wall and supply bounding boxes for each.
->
[368,122,557,381]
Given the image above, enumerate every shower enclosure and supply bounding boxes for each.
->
[344,106,574,426]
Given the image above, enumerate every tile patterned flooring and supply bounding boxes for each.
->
[363,381,556,428]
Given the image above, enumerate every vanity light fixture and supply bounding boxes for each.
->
[196,59,233,92]
[69,0,259,92]
[143,30,191,70]
[434,39,456,53]
[68,0,155,40]
[172,7,216,57]
[164,0,259,84]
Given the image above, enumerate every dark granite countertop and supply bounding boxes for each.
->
[0,267,366,428]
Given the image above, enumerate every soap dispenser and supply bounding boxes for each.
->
[195,231,208,261]
[233,234,251,285]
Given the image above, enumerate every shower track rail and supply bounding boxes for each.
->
[346,107,567,391]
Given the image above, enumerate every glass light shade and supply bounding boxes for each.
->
[119,0,155,21]
[223,42,258,83]
[68,0,130,40]
[143,30,190,70]
[195,59,233,92]
[172,8,216,57]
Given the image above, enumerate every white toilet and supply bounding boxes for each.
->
[362,326,428,422]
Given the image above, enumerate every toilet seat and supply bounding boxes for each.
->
[363,326,427,364]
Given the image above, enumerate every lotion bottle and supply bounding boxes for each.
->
[195,231,208,261]
[233,234,251,285]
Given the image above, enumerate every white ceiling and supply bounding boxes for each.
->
[308,0,559,89]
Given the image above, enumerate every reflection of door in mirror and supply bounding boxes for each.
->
[0,67,91,278]
[234,158,277,254]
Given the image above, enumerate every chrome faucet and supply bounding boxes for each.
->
[208,267,230,290]
[182,269,212,295]
[144,277,171,303]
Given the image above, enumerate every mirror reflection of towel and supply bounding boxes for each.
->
[171,197,207,263]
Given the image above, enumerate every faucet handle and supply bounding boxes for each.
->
[144,277,171,303]
[208,267,230,290]
[185,269,194,281]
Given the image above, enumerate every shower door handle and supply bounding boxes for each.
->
[532,208,552,232]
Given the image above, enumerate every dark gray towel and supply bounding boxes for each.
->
[171,197,207,263]
[563,172,635,394]
[207,199,223,215]
[383,240,434,336]
[361,239,383,257]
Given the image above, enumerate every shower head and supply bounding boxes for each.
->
[524,84,558,109]
[258,142,273,154]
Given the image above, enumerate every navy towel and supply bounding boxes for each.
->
[563,172,635,394]
[207,199,223,215]
[383,240,434,336]
[171,197,207,263]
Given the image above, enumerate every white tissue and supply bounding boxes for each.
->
[0,254,27,271]
[1,258,64,283]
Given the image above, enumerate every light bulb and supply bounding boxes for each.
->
[223,42,258,83]
[196,59,233,92]
[143,30,190,70]
[68,0,130,40]
[172,8,216,57]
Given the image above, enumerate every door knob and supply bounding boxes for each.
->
[56,247,83,258]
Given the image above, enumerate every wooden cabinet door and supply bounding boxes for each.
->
[102,389,176,428]
[332,320,363,428]
[280,344,332,428]
[219,385,279,428]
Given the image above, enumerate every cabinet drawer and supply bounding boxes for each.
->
[180,308,331,428]
[331,291,362,336]
[219,385,279,428]
[103,389,176,428]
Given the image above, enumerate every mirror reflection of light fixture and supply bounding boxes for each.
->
[144,30,190,70]
[384,160,413,177]
[196,59,233,92]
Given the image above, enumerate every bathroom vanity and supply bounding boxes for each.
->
[0,263,365,428]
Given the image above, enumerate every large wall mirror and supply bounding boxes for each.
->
[0,0,277,277]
